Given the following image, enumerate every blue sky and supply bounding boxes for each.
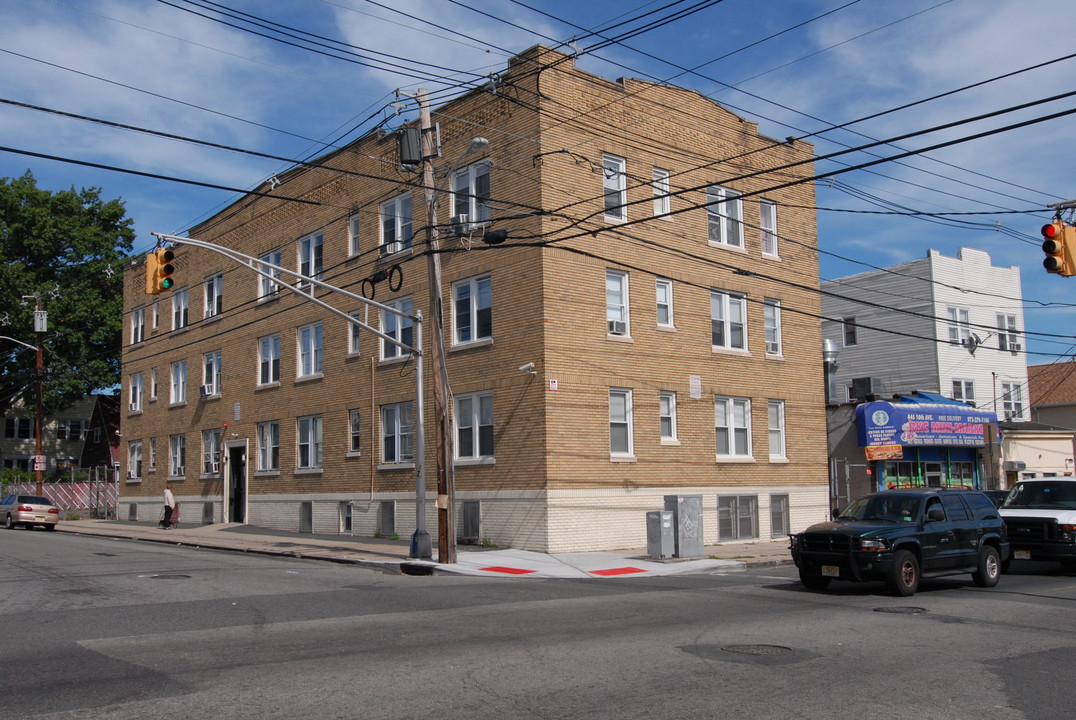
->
[1,0,1074,360]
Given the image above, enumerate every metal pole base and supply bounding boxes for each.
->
[409,530,432,560]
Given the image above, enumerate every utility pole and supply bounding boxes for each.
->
[33,295,44,495]
[418,88,456,563]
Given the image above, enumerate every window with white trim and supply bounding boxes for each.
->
[718,495,758,541]
[716,395,752,458]
[653,168,670,216]
[297,415,323,469]
[660,391,677,441]
[172,288,189,330]
[202,429,222,475]
[1002,382,1024,421]
[258,249,282,299]
[453,274,492,345]
[298,232,323,289]
[151,299,159,330]
[609,388,634,457]
[764,298,782,355]
[768,399,786,459]
[451,160,491,223]
[711,290,747,350]
[603,154,626,221]
[4,417,34,439]
[149,437,157,470]
[770,494,789,538]
[202,350,222,396]
[203,274,223,319]
[169,434,186,476]
[952,379,974,403]
[170,360,187,404]
[128,440,142,479]
[381,402,414,464]
[760,199,778,256]
[455,392,494,460]
[947,306,972,345]
[297,323,323,378]
[131,306,145,344]
[606,270,630,336]
[380,194,413,256]
[706,185,743,248]
[656,278,674,328]
[997,314,1020,353]
[381,297,413,360]
[150,368,158,401]
[349,409,361,454]
[129,372,143,413]
[348,213,361,256]
[257,421,279,471]
[348,311,362,355]
[258,334,280,385]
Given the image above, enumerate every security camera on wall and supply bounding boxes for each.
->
[519,362,536,375]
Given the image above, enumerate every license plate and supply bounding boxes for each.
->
[34,516,45,521]
[1015,550,1031,560]
[822,565,840,577]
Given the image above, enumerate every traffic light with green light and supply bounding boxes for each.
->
[145,248,176,294]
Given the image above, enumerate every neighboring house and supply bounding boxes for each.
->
[821,247,1029,420]
[119,45,830,552]
[1028,360,1076,429]
[996,420,1075,488]
[1,394,120,475]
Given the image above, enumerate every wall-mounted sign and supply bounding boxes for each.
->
[856,401,995,448]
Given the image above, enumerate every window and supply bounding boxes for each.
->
[1002,382,1024,420]
[150,368,158,401]
[128,441,142,479]
[4,418,34,440]
[202,429,221,474]
[348,213,361,256]
[609,388,634,457]
[257,421,279,471]
[660,391,677,441]
[711,290,747,350]
[706,185,743,248]
[653,168,670,216]
[349,410,362,454]
[770,494,789,537]
[451,160,491,223]
[764,299,782,356]
[381,402,415,464]
[455,392,494,460]
[258,249,282,299]
[170,360,187,404]
[380,194,413,256]
[169,434,186,476]
[381,297,414,359]
[149,437,157,470]
[57,419,87,441]
[952,379,975,403]
[947,307,972,345]
[997,314,1020,353]
[760,200,778,257]
[656,279,674,328]
[131,306,145,344]
[172,288,189,330]
[606,270,630,336]
[716,396,752,458]
[603,154,626,221]
[842,317,858,347]
[297,323,323,378]
[718,495,758,541]
[151,299,159,330]
[453,275,493,345]
[348,311,362,355]
[202,350,222,396]
[203,274,223,319]
[297,415,323,469]
[768,400,786,459]
[297,232,324,292]
[258,334,280,385]
[129,372,143,413]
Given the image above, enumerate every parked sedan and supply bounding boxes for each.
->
[0,494,60,530]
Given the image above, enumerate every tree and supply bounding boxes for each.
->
[0,171,135,414]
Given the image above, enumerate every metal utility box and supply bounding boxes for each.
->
[646,510,675,560]
[664,494,704,559]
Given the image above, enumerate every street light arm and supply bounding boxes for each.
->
[0,336,36,351]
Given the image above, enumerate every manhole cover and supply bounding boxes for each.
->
[721,644,793,656]
[150,574,191,580]
[874,607,927,614]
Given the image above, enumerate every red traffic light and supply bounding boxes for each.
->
[1042,223,1061,239]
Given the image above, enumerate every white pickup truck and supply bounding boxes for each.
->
[999,478,1076,568]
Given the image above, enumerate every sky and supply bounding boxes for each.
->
[1,0,1074,362]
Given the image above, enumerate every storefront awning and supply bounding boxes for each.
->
[856,397,996,448]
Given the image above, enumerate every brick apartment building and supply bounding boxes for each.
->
[120,45,829,552]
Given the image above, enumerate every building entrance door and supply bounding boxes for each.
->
[924,462,944,487]
[228,445,246,523]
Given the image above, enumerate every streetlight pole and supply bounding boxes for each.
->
[31,295,44,495]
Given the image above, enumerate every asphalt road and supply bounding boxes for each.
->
[4,528,1076,719]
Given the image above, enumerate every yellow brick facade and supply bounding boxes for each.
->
[120,46,829,552]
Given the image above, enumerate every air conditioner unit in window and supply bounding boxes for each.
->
[608,320,627,336]
[1010,343,1022,352]
[175,466,185,476]
[450,214,471,236]
[126,471,135,479]
[129,402,139,412]
[199,384,213,397]
[210,462,220,474]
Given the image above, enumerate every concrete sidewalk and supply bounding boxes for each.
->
[56,519,792,578]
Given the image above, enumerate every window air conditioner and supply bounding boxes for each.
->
[199,384,213,397]
[1011,343,1022,352]
[129,402,139,412]
[608,320,627,336]
[175,466,185,476]
[211,462,220,474]
[450,214,471,236]
[126,471,135,479]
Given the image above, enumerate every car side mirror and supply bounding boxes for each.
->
[926,506,945,522]
[831,507,841,519]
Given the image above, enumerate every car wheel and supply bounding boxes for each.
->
[888,549,920,596]
[798,568,831,591]
[972,546,1001,588]
[4,514,13,530]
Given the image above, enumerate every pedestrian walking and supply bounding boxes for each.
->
[161,485,175,529]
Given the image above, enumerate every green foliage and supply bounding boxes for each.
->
[0,171,134,413]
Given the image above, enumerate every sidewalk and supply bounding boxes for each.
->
[56,519,792,579]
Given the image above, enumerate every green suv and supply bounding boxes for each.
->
[790,488,1009,596]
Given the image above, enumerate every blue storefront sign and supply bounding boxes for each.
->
[856,399,995,448]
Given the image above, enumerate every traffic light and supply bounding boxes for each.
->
[144,248,176,294]
[1041,221,1075,277]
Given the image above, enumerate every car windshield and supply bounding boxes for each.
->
[838,494,921,523]
[1003,481,1076,510]
[17,495,53,505]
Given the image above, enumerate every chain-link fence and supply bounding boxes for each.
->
[2,467,118,519]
